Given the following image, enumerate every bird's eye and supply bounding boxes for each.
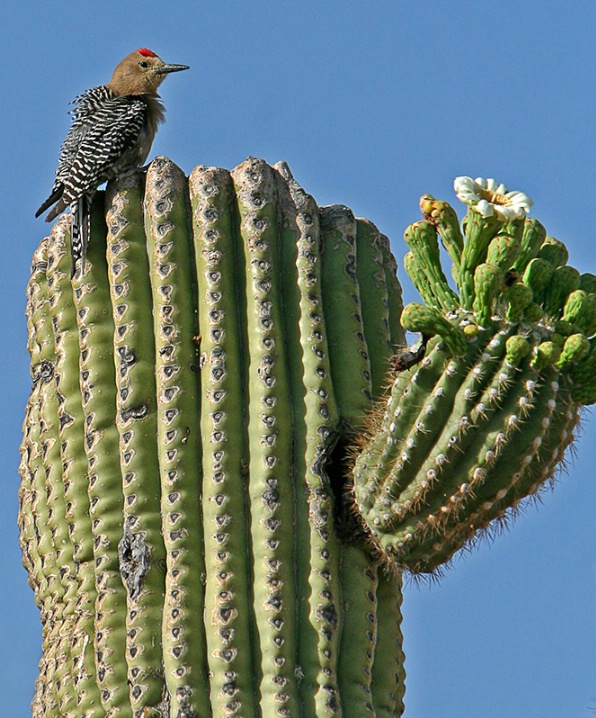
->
[139,61,149,69]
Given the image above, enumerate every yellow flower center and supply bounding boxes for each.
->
[478,188,509,206]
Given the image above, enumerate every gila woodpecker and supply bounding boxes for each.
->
[36,48,189,276]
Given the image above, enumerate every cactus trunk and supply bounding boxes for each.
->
[20,157,406,718]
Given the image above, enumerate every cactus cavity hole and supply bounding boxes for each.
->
[118,525,152,599]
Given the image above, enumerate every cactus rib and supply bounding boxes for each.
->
[144,158,211,716]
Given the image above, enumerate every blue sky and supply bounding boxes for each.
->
[1,2,595,716]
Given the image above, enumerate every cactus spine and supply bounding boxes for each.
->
[20,163,593,717]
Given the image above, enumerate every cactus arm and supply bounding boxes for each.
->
[144,158,211,716]
[231,158,302,717]
[377,356,544,570]
[46,221,106,718]
[319,204,372,424]
[366,352,479,530]
[71,200,133,716]
[452,368,571,525]
[409,372,579,568]
[370,571,406,718]
[354,219,395,400]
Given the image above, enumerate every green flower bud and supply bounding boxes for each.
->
[400,302,467,355]
[538,236,569,268]
[505,335,532,365]
[557,333,590,369]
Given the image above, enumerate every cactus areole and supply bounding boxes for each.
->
[19,160,594,717]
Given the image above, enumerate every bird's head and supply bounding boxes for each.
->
[107,48,189,96]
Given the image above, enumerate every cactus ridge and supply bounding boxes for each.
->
[47,224,105,718]
[352,189,592,573]
[21,158,410,718]
[190,164,258,718]
[70,208,133,716]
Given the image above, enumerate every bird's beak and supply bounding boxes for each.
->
[157,63,190,74]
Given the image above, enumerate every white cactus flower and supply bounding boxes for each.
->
[454,176,533,220]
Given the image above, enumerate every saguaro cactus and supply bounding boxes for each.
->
[19,161,594,718]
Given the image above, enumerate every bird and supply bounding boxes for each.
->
[36,48,189,276]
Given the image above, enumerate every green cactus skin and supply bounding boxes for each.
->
[542,265,580,317]
[400,303,467,356]
[352,191,593,574]
[232,158,304,718]
[320,205,373,425]
[70,207,133,716]
[46,225,105,718]
[562,289,596,336]
[20,243,59,717]
[145,159,211,716]
[189,164,258,718]
[38,295,79,718]
[472,263,504,327]
[29,240,75,718]
[513,217,546,271]
[370,572,405,717]
[105,173,170,716]
[504,281,533,323]
[485,234,520,271]
[354,219,396,399]
[403,221,459,313]
[419,194,463,272]
[579,272,596,294]
[378,238,406,350]
[570,336,596,404]
[537,236,569,268]
[273,165,344,718]
[458,209,500,308]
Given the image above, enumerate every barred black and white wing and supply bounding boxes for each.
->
[35,86,148,275]
[60,91,148,205]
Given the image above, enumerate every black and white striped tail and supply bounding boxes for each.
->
[70,197,91,277]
